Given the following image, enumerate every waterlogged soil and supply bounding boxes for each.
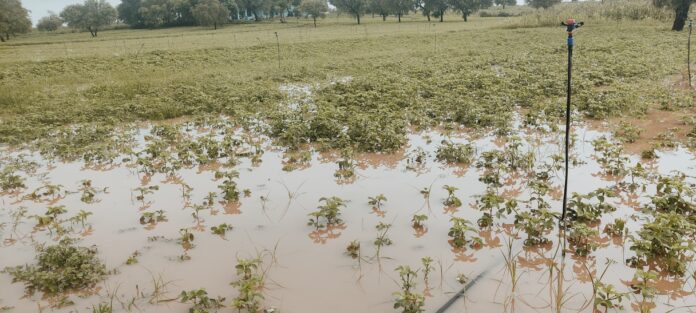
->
[1,116,695,313]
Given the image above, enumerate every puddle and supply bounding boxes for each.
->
[0,115,695,313]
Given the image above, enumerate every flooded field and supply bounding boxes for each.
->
[1,111,695,313]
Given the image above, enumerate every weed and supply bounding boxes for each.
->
[3,239,107,294]
[180,289,225,313]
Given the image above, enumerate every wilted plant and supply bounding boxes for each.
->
[393,265,425,313]
[180,288,225,313]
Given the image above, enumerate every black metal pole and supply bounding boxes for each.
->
[689,19,692,87]
[559,19,582,224]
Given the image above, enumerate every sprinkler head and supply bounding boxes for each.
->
[561,18,584,34]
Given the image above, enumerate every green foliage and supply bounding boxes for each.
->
[180,289,225,313]
[0,0,31,42]
[567,222,599,256]
[345,240,361,259]
[300,0,329,26]
[411,214,428,228]
[628,212,695,276]
[211,223,233,235]
[60,0,118,37]
[514,207,556,246]
[368,194,387,209]
[525,0,560,9]
[3,239,107,294]
[231,257,265,313]
[140,210,167,225]
[613,121,642,144]
[435,141,474,164]
[192,0,230,29]
[448,217,478,248]
[37,13,64,32]
[592,137,629,176]
[393,265,425,313]
[442,185,462,207]
[308,196,346,228]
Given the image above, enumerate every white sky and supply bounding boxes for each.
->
[23,0,121,25]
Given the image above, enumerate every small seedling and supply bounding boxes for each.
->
[374,222,393,258]
[308,197,346,229]
[411,214,428,228]
[456,273,468,285]
[179,288,225,313]
[140,210,167,225]
[368,194,387,210]
[448,217,477,249]
[346,240,360,259]
[442,185,462,207]
[211,223,233,236]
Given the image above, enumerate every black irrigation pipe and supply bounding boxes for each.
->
[435,262,498,313]
[559,19,583,228]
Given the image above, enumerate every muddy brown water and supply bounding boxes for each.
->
[0,118,695,313]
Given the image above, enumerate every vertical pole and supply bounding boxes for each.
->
[688,19,692,87]
[561,32,573,224]
[275,32,281,71]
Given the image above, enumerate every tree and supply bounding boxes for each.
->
[37,13,64,32]
[331,0,367,24]
[448,0,490,21]
[118,0,144,27]
[300,0,328,26]
[0,0,31,42]
[60,0,117,37]
[238,0,272,21]
[369,0,390,20]
[526,0,560,9]
[653,0,694,31]
[387,0,414,22]
[192,0,230,29]
[493,0,515,9]
[428,0,448,22]
[137,0,179,28]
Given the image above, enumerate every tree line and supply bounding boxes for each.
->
[0,0,694,42]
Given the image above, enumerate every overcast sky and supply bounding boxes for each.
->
[23,0,121,25]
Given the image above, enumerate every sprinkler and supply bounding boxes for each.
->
[559,18,583,225]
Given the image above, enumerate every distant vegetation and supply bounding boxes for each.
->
[0,0,31,41]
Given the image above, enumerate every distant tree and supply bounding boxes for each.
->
[238,0,272,21]
[300,0,328,26]
[416,0,434,21]
[494,0,515,9]
[118,0,144,27]
[653,0,693,31]
[369,0,391,20]
[428,0,449,22]
[221,0,241,20]
[137,0,179,28]
[37,13,64,32]
[387,0,414,22]
[0,0,31,42]
[60,0,117,37]
[526,0,560,9]
[192,0,230,29]
[448,0,490,21]
[331,0,368,24]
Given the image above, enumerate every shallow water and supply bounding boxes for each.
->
[0,116,695,313]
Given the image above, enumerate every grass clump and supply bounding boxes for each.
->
[3,239,107,294]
